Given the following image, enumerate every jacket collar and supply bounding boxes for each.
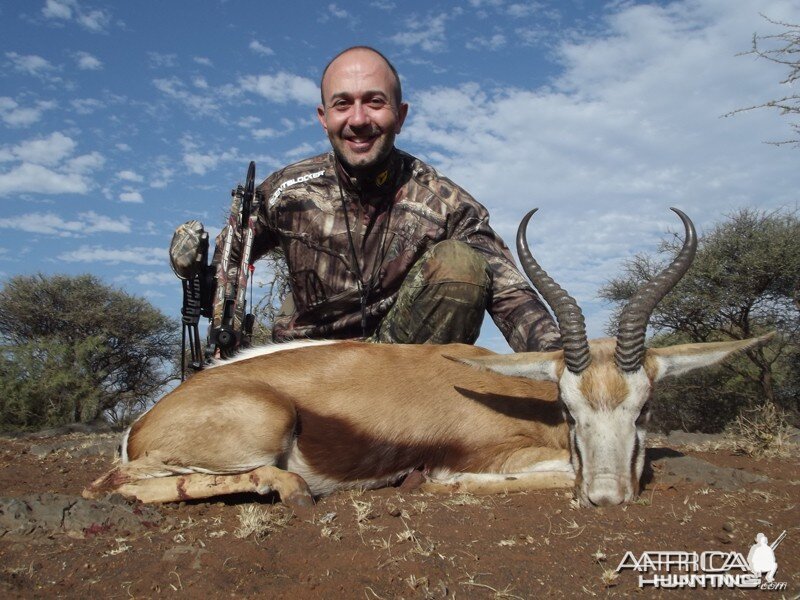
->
[333,148,403,199]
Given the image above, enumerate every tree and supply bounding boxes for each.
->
[0,274,179,429]
[251,249,291,345]
[726,16,800,146]
[600,209,800,431]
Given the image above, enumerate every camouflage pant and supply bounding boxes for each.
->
[370,240,490,345]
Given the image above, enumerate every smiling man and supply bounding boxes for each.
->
[214,46,560,351]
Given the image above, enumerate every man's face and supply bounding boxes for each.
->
[317,49,408,174]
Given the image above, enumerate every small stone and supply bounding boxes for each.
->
[722,522,735,533]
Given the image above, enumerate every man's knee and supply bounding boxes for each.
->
[417,240,490,288]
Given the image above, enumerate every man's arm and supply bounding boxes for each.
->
[448,198,561,352]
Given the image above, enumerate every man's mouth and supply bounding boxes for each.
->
[345,133,379,152]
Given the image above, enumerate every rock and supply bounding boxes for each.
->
[162,545,208,570]
[650,454,769,490]
[0,493,167,539]
[665,431,721,446]
[23,421,115,439]
[28,435,119,459]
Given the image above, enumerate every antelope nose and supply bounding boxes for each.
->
[587,477,625,507]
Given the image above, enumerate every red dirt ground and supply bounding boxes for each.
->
[0,432,797,599]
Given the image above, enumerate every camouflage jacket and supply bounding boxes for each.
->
[214,148,561,351]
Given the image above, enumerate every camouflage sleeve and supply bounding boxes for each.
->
[447,197,561,352]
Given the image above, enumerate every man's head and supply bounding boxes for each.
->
[317,46,408,174]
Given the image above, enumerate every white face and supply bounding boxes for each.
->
[559,368,652,507]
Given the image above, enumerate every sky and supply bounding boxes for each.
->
[1,0,798,353]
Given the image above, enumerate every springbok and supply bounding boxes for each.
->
[84,209,771,508]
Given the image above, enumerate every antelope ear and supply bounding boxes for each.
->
[444,350,564,382]
[645,333,774,382]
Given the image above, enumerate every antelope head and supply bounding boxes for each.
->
[459,209,772,507]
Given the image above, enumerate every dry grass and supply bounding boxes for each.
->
[233,505,293,539]
[725,402,797,458]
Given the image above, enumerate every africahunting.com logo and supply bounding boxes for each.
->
[615,530,788,590]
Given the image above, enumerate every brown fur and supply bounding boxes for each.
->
[86,342,570,504]
[579,340,630,410]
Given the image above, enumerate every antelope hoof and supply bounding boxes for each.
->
[283,489,315,511]
[399,468,426,491]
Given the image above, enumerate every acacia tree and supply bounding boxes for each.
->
[251,250,291,345]
[0,274,179,429]
[600,209,799,430]
[727,16,800,146]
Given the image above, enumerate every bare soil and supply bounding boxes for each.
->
[0,431,797,599]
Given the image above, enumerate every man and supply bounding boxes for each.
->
[214,46,560,352]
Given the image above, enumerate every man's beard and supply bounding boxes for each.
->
[331,130,396,176]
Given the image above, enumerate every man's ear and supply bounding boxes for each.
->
[317,104,328,133]
[645,333,774,382]
[395,102,409,134]
[444,351,564,382]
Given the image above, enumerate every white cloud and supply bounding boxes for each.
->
[285,142,316,158]
[115,143,131,151]
[466,33,506,51]
[252,118,296,139]
[153,77,220,115]
[241,72,319,105]
[154,79,218,114]
[6,52,56,76]
[65,151,103,173]
[58,245,166,265]
[71,97,104,114]
[42,0,111,32]
[0,97,56,127]
[192,76,208,89]
[42,0,73,20]
[10,132,76,166]
[0,162,88,195]
[0,210,131,236]
[390,13,449,52]
[119,190,143,203]
[238,116,261,128]
[149,165,174,188]
[0,132,104,196]
[148,52,178,68]
[193,56,213,67]
[328,3,349,19]
[76,8,110,32]
[117,169,143,182]
[249,40,275,56]
[506,3,536,18]
[130,271,177,286]
[403,0,800,336]
[75,50,102,70]
[182,150,237,176]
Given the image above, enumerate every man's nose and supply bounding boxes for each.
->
[348,102,368,127]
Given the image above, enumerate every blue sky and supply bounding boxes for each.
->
[1,0,798,352]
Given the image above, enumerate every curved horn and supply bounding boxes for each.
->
[614,208,697,372]
[517,208,591,374]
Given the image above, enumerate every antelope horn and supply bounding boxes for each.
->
[517,208,591,373]
[614,208,697,372]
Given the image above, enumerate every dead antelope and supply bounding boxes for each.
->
[85,208,771,508]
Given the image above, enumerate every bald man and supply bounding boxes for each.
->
[213,46,560,351]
